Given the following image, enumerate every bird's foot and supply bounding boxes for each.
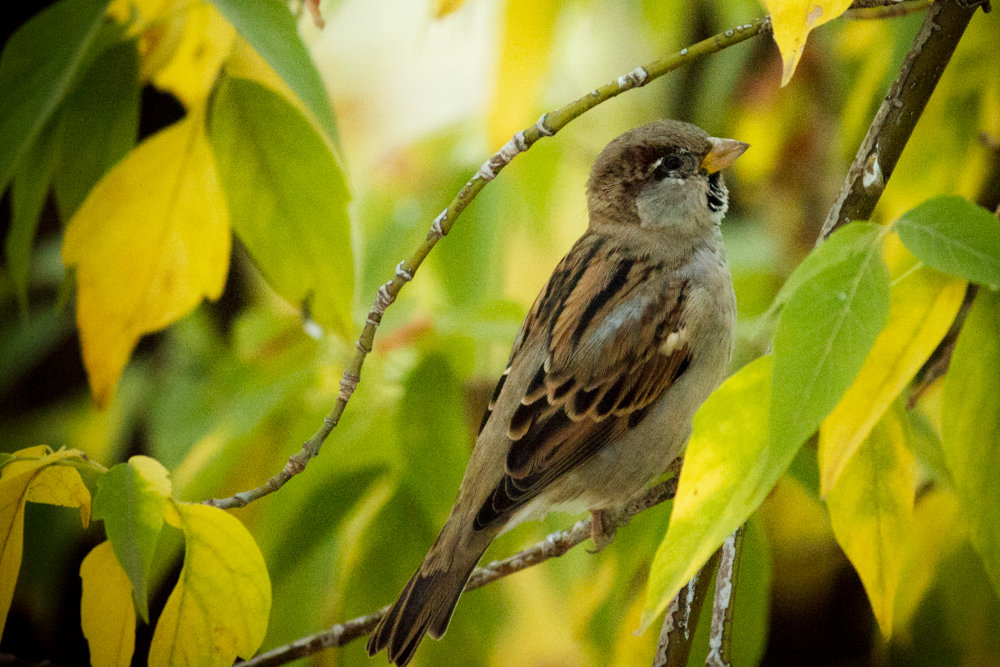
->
[588,509,627,553]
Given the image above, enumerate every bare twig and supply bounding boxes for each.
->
[820,0,988,240]
[204,16,773,509]
[845,0,933,20]
[236,476,680,667]
[847,0,921,7]
[706,526,744,667]
[653,551,720,667]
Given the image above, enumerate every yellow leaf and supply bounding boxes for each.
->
[81,541,136,667]
[149,502,271,666]
[818,267,965,495]
[108,0,182,28]
[224,38,293,108]
[827,405,915,637]
[0,469,31,638]
[0,447,90,636]
[765,0,853,86]
[151,3,235,108]
[432,0,467,18]
[486,0,560,147]
[642,356,775,629]
[63,115,231,408]
[26,465,92,526]
[0,445,51,472]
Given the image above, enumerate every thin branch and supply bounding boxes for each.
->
[203,16,773,509]
[845,0,933,20]
[847,0,923,7]
[653,551,720,667]
[236,476,680,667]
[706,526,744,667]
[819,0,989,240]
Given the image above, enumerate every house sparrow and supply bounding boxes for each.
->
[367,119,746,665]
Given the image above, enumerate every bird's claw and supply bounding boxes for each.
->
[587,509,623,553]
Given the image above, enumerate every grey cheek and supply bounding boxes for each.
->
[636,180,689,228]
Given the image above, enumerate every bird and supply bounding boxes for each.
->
[366,119,747,666]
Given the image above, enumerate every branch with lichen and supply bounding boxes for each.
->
[706,527,743,667]
[820,0,988,240]
[654,551,719,667]
[652,525,743,667]
[203,16,773,509]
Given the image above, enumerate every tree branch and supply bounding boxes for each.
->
[653,551,720,667]
[844,0,933,20]
[819,0,989,240]
[203,16,773,509]
[706,526,744,667]
[236,475,680,667]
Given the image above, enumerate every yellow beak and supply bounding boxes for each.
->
[700,137,750,174]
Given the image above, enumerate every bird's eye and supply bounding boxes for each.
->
[653,155,686,179]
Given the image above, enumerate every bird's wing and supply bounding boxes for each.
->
[474,235,692,529]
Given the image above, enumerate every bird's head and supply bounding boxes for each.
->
[586,119,748,232]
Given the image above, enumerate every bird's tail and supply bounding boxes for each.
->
[366,526,495,666]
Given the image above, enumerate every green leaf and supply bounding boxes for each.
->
[643,356,789,629]
[209,77,353,336]
[769,222,887,314]
[7,114,63,311]
[827,404,915,637]
[941,290,1000,598]
[53,38,139,219]
[93,456,172,622]
[770,222,890,452]
[895,196,1000,287]
[0,0,111,195]
[206,0,339,143]
[397,350,469,523]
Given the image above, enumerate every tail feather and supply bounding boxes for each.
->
[367,528,496,665]
[366,562,479,665]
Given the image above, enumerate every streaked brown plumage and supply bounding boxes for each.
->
[367,120,747,665]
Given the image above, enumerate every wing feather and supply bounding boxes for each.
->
[473,234,693,530]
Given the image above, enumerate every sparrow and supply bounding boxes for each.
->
[367,119,747,666]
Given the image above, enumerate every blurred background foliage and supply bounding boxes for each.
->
[2,0,999,665]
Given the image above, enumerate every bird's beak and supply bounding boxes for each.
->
[700,137,750,174]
